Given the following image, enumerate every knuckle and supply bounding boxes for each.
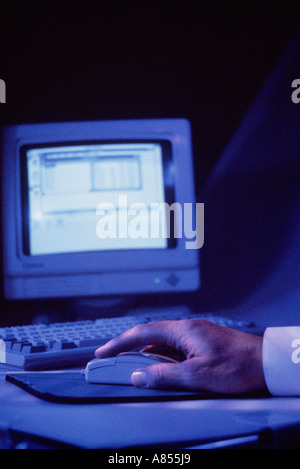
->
[180,318,209,334]
[122,323,145,338]
[132,323,151,341]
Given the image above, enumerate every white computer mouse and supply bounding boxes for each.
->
[84,351,178,385]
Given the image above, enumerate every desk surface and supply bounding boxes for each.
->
[1,373,300,448]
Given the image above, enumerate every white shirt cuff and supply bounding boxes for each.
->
[263,326,300,396]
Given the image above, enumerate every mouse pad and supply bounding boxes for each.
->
[6,371,207,404]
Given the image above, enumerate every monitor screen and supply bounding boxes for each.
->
[22,141,171,256]
[1,119,200,300]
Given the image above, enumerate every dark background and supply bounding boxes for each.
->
[0,1,300,324]
[1,0,299,192]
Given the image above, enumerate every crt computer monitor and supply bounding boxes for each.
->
[1,118,200,302]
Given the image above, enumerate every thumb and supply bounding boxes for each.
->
[131,362,187,389]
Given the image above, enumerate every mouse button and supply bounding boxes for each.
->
[117,352,147,357]
[118,351,179,363]
[147,353,179,363]
[116,353,158,365]
[87,357,117,369]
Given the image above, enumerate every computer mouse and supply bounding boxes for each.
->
[84,351,178,385]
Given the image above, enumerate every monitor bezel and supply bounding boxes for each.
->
[1,119,200,299]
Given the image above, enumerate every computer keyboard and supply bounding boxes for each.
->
[0,311,257,370]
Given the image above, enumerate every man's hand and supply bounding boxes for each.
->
[95,319,266,393]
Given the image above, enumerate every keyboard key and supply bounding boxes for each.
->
[20,342,47,354]
[51,340,77,350]
[12,341,29,353]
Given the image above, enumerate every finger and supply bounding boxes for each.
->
[95,321,179,358]
[131,362,194,390]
